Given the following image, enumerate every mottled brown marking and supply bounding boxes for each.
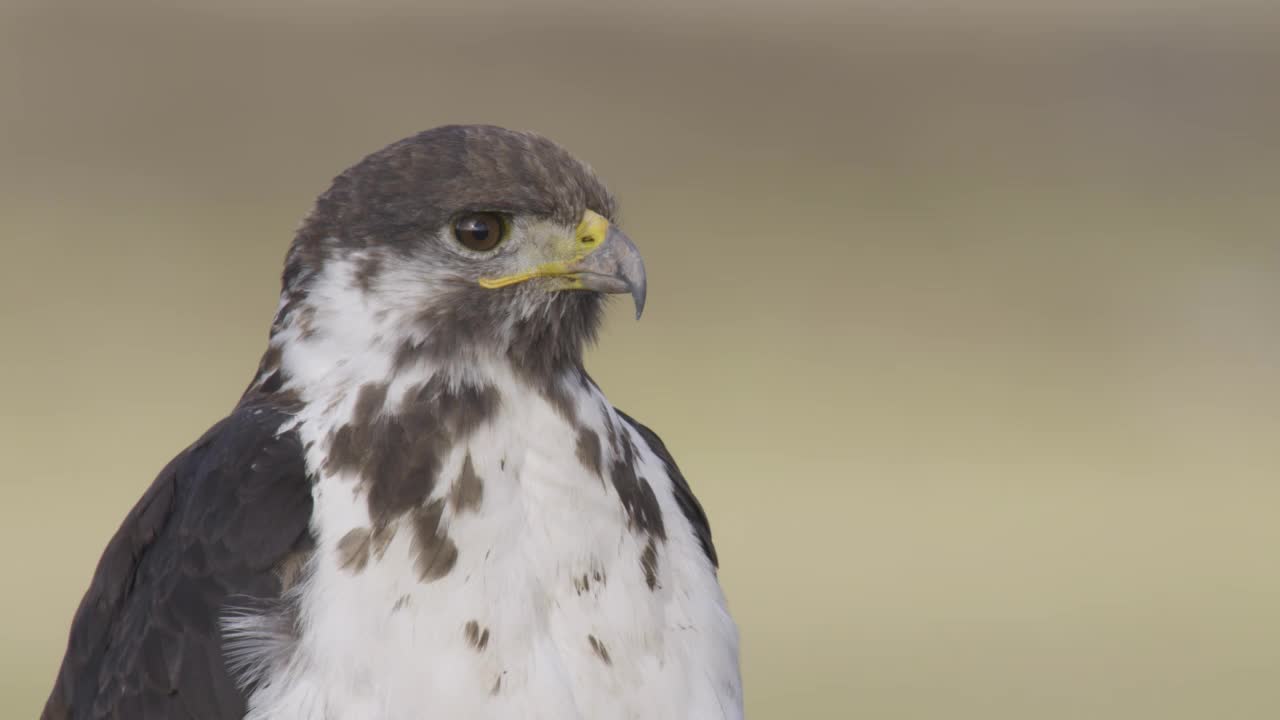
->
[258,370,285,394]
[242,343,298,403]
[354,254,382,293]
[490,675,502,696]
[574,559,607,595]
[294,303,317,339]
[337,528,371,573]
[412,499,458,582]
[370,523,395,560]
[276,549,311,592]
[609,436,666,540]
[587,635,612,666]
[392,595,412,612]
[618,410,720,568]
[324,382,388,476]
[259,345,282,374]
[354,381,389,424]
[575,428,602,482]
[323,377,499,530]
[270,297,295,334]
[464,620,490,651]
[605,410,623,457]
[640,537,659,591]
[274,388,305,413]
[449,453,484,513]
[535,374,578,425]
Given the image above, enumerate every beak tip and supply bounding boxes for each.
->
[565,222,648,320]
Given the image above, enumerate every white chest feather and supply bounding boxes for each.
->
[233,361,741,720]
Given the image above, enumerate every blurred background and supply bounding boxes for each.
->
[2,0,1278,717]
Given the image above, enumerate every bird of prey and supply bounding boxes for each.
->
[44,125,742,720]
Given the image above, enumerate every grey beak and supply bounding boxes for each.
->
[568,225,648,319]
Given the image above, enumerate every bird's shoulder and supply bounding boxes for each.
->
[43,400,314,720]
[615,409,718,568]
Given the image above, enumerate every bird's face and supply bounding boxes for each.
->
[270,125,643,383]
[468,209,645,319]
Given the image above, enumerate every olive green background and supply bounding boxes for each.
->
[2,1,1278,717]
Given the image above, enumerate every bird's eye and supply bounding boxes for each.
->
[453,213,506,252]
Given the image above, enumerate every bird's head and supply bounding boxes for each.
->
[262,125,645,389]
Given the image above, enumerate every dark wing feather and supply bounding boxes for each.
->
[616,410,718,567]
[43,402,313,720]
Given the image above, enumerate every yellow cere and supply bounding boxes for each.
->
[478,210,609,289]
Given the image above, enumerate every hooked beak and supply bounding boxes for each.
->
[566,218,647,319]
[478,209,648,319]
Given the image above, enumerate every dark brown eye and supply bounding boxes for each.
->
[453,212,506,252]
